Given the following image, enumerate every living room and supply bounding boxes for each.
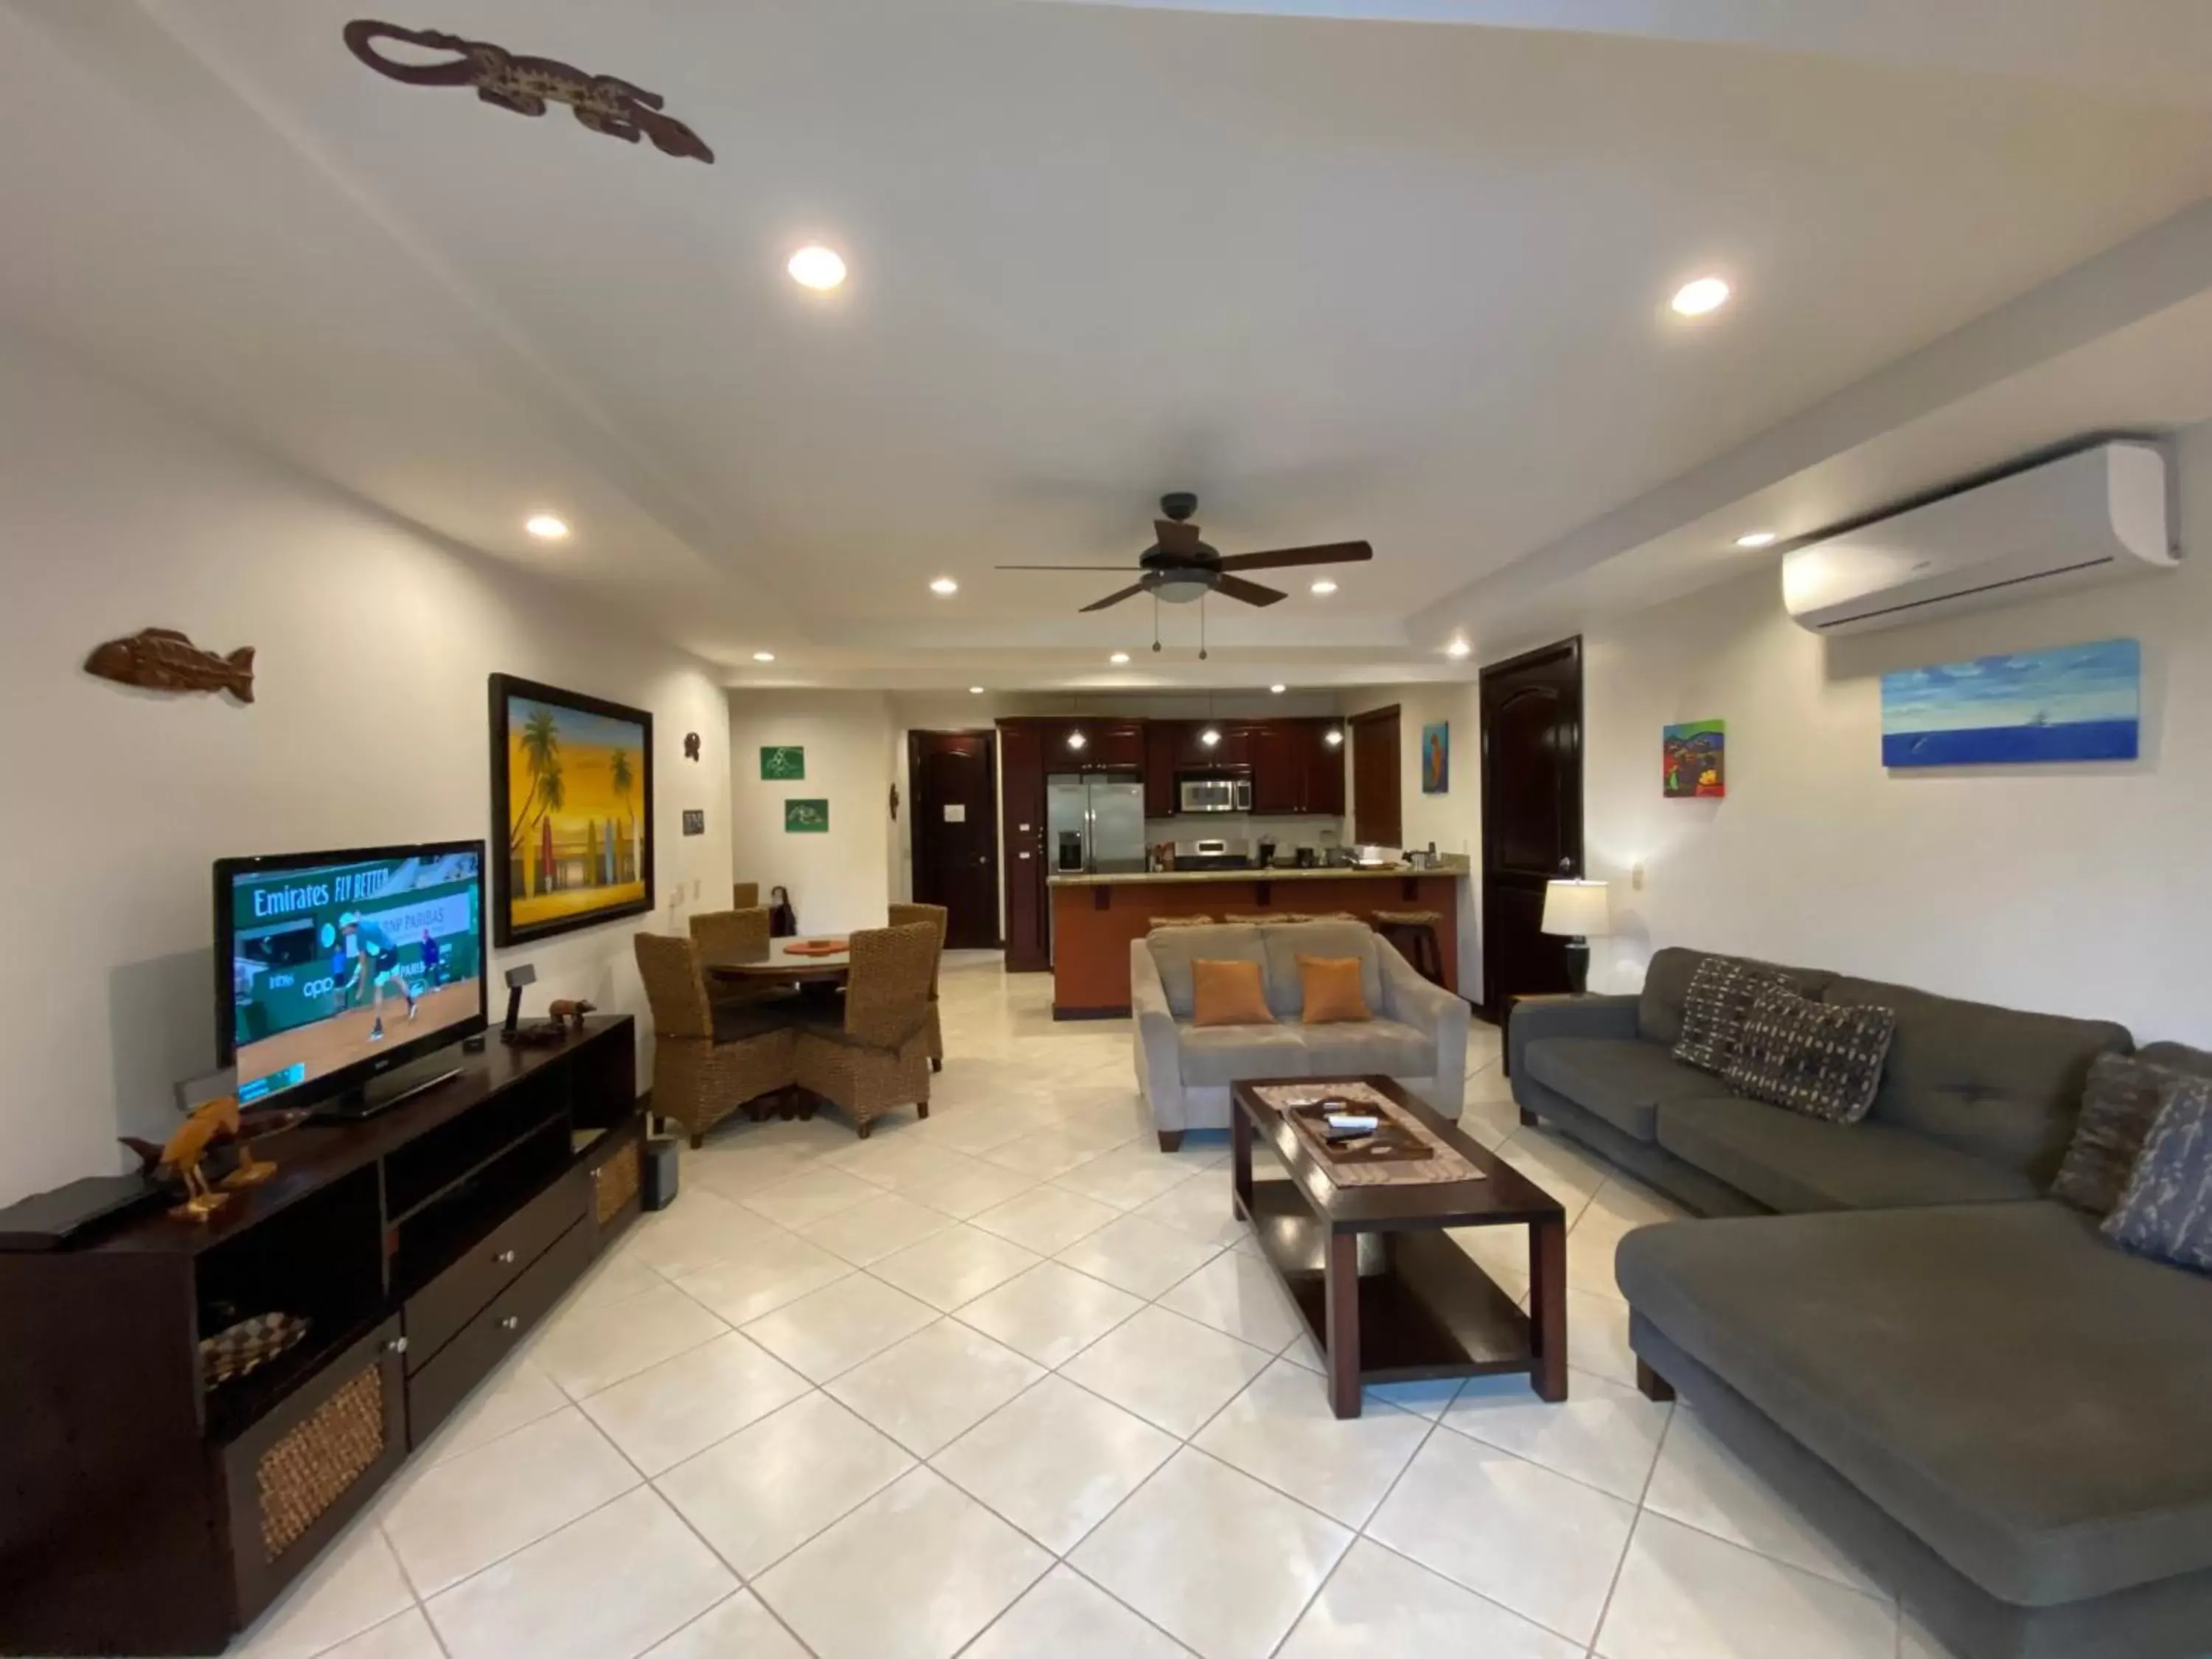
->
[3,4,2211,1659]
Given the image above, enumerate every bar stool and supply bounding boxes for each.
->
[1371,908,1447,987]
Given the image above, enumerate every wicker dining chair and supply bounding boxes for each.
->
[886,902,947,1072]
[789,920,936,1138]
[732,882,759,908]
[633,933,795,1147]
[691,905,771,968]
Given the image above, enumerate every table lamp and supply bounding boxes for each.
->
[1540,879,1611,995]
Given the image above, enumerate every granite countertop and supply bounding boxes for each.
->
[1047,858,1470,888]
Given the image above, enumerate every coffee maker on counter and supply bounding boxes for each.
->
[1255,837,1276,869]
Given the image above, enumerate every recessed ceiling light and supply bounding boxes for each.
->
[524,513,569,540]
[1310,579,1338,596]
[787,245,846,291]
[1445,637,1472,659]
[752,651,776,663]
[1734,529,1778,549]
[1269,684,1287,695]
[1110,652,1130,665]
[968,686,984,695]
[1671,276,1731,318]
[929,577,959,596]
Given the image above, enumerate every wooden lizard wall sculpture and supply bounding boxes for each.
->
[344,20,714,164]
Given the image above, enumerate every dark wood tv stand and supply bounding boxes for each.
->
[0,1017,644,1657]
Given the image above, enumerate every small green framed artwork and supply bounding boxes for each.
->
[760,745,806,781]
[784,798,830,834]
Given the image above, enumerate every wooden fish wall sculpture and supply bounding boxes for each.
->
[344,19,714,164]
[85,629,256,702]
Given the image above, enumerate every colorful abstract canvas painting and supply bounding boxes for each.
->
[1663,721,1725,798]
[1881,640,2140,768]
[1420,722,1450,794]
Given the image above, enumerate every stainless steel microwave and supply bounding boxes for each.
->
[1178,774,1251,813]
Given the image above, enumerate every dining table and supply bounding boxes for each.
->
[702,936,852,993]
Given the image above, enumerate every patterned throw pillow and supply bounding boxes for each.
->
[1724,988,1896,1124]
[1674,956,1790,1076]
[2104,1077,2212,1274]
[2053,1053,2191,1216]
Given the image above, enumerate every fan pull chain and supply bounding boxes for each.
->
[1152,593,1162,653]
[1199,595,1208,661]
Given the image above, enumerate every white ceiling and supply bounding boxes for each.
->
[4,0,2211,689]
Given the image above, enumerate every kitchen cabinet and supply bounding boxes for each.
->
[1144,722,1180,817]
[1248,723,1299,813]
[1299,719,1348,815]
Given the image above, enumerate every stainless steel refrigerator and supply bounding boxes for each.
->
[1046,771,1145,963]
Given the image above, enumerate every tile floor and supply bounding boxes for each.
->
[222,952,1954,1659]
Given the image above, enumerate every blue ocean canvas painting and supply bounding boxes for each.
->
[1880,639,2140,768]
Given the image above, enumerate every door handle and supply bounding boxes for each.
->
[495,1248,516,1265]
[500,1315,521,1332]
[1557,857,1574,872]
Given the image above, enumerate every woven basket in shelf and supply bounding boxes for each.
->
[200,1312,310,1388]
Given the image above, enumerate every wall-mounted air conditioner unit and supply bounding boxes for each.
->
[1781,440,2178,635]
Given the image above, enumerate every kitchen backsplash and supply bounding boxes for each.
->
[1145,815,1347,851]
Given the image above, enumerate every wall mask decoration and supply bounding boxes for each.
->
[85,628,256,702]
[489,673,655,945]
[785,799,830,835]
[1663,720,1725,798]
[344,20,714,164]
[682,732,701,761]
[681,809,705,836]
[1881,639,2140,768]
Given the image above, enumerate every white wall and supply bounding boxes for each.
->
[1580,419,2212,1043]
[728,692,897,935]
[0,331,734,1207]
[1346,684,1481,858]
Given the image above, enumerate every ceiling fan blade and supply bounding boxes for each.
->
[1211,574,1287,607]
[1213,540,1373,571]
[995,563,1145,571]
[1152,519,1203,550]
[1078,582,1149,612]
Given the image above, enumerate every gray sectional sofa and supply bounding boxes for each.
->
[1132,919,1470,1150]
[1512,946,2212,1659]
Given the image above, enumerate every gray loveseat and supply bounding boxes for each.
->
[1133,919,1470,1150]
[1513,945,2212,1659]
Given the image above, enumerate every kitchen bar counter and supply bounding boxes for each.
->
[1050,866,1466,1017]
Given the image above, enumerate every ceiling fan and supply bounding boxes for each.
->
[996,493,1372,612]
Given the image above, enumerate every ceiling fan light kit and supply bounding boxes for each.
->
[996,493,1374,654]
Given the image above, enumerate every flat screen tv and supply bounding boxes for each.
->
[216,840,488,1113]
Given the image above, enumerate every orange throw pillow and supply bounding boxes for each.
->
[1192,959,1274,1026]
[1298,956,1371,1023]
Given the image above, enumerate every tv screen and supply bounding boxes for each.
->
[218,841,487,1109]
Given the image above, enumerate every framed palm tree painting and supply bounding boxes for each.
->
[488,674,655,945]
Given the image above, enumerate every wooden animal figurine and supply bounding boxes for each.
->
[85,629,255,702]
[549,998,596,1032]
[130,1097,245,1222]
[344,21,714,163]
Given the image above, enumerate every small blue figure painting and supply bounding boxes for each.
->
[1880,639,2139,768]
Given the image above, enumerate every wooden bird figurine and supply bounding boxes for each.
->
[122,1096,246,1222]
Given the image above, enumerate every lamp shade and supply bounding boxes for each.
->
[1540,879,1611,939]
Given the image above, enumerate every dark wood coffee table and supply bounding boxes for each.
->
[1230,1075,1569,1419]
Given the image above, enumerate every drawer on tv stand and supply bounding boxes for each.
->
[407,1217,593,1446]
[402,1165,586,1371]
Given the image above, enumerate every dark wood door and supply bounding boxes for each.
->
[997,722,1048,970]
[1479,639,1584,1018]
[910,731,1001,950]
[1092,723,1144,771]
[1350,706,1401,846]
[1248,723,1298,813]
[1144,721,1180,817]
